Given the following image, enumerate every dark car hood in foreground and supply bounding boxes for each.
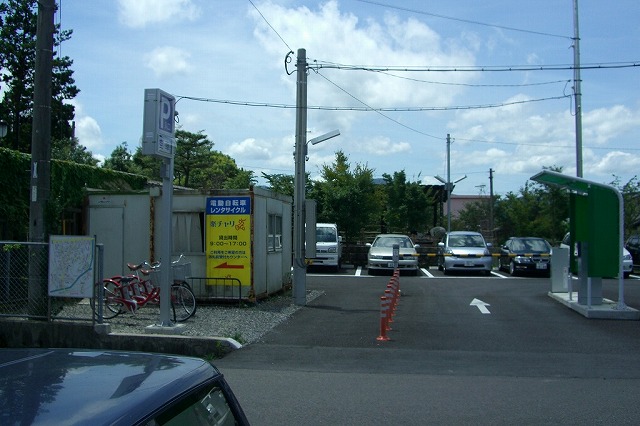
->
[0,348,243,425]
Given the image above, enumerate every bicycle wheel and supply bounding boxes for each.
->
[91,280,122,320]
[170,282,196,322]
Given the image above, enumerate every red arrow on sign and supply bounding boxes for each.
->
[215,262,245,269]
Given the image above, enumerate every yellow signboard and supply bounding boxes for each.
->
[206,196,251,286]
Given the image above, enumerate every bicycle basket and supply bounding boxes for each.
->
[171,263,192,281]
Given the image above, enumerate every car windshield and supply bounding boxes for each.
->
[449,234,485,248]
[373,237,412,248]
[316,228,337,242]
[513,239,549,252]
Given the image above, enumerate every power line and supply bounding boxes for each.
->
[311,60,640,73]
[313,70,441,140]
[356,0,572,40]
[176,93,570,113]
[248,0,293,53]
[368,70,571,89]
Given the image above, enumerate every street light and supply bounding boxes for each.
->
[434,174,466,234]
[293,128,340,306]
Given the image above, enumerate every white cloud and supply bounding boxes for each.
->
[117,0,200,28]
[76,116,103,151]
[583,105,640,145]
[250,0,477,119]
[227,138,273,160]
[144,46,192,77]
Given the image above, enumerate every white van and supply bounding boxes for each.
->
[313,223,342,271]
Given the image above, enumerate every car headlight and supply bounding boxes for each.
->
[514,256,531,263]
[484,249,491,256]
[327,247,337,253]
[369,254,383,260]
[623,254,632,261]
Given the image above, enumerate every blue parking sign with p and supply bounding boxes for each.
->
[159,93,174,133]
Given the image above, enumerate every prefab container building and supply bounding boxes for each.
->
[87,186,292,302]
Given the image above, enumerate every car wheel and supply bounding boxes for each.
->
[509,261,518,276]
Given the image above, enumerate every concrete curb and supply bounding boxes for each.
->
[0,318,239,358]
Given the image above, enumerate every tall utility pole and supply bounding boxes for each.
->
[30,0,55,243]
[489,168,494,244]
[28,0,55,316]
[293,48,308,306]
[445,133,452,233]
[435,134,465,234]
[573,0,583,178]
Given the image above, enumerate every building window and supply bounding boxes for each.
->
[267,214,282,252]
[173,212,204,253]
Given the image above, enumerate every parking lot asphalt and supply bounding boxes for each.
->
[216,269,640,425]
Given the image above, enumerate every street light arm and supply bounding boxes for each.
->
[308,129,340,145]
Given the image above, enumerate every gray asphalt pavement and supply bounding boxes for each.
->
[216,270,640,425]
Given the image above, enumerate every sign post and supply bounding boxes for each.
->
[142,89,177,329]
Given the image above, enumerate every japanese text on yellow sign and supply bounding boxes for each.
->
[206,196,251,286]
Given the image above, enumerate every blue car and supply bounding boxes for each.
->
[0,348,249,425]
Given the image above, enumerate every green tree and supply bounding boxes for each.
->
[610,174,640,238]
[223,168,256,189]
[0,0,79,152]
[262,172,294,197]
[103,142,135,172]
[51,136,97,165]
[381,170,432,234]
[174,130,214,188]
[315,150,377,242]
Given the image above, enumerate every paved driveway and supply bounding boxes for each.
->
[216,273,640,425]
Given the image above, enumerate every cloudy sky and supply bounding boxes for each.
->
[58,0,640,195]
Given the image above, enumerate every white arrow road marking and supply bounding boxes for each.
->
[470,298,491,314]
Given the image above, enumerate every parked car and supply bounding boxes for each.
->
[498,237,552,276]
[312,223,342,271]
[561,232,632,278]
[625,234,640,266]
[437,231,493,275]
[0,348,249,425]
[367,234,420,275]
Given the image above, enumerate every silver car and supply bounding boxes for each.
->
[437,231,493,275]
[367,234,420,275]
[562,232,632,278]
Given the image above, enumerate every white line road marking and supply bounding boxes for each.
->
[421,268,434,278]
[470,298,491,314]
[355,266,363,276]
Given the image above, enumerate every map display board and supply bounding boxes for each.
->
[205,196,251,286]
[48,236,95,298]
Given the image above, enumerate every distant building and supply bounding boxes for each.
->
[448,194,491,218]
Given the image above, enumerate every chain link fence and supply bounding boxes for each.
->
[0,241,99,322]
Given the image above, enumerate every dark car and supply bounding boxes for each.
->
[625,234,640,266]
[0,348,249,425]
[499,237,551,276]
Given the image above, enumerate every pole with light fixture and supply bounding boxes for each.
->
[293,48,341,306]
[434,134,466,234]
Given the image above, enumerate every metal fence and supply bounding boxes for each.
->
[0,241,99,322]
